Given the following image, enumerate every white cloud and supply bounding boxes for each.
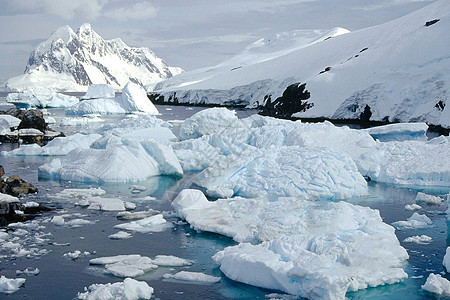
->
[42,0,108,20]
[104,2,157,22]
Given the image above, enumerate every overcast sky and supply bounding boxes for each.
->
[0,0,435,83]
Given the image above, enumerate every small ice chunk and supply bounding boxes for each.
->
[422,273,450,297]
[405,204,421,211]
[16,267,40,276]
[443,247,450,273]
[0,276,26,294]
[65,219,92,228]
[109,231,132,240]
[403,235,432,244]
[392,213,432,230]
[415,192,443,205]
[63,250,91,260]
[51,216,65,226]
[24,201,39,208]
[116,209,159,220]
[77,278,153,300]
[90,254,157,278]
[163,271,220,283]
[0,193,19,203]
[131,185,147,192]
[79,197,127,211]
[114,214,171,233]
[51,187,106,199]
[152,255,193,267]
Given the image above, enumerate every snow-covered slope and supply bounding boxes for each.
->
[152,0,449,128]
[5,24,183,92]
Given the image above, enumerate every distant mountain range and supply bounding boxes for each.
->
[4,23,183,92]
[151,0,449,129]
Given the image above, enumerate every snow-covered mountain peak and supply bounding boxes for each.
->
[5,24,183,92]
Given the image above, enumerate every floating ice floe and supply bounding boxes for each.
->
[422,273,450,297]
[415,192,444,205]
[38,138,182,183]
[114,214,171,233]
[90,254,158,278]
[116,209,160,220]
[16,267,40,276]
[109,231,132,240]
[405,204,422,211]
[163,271,220,283]
[152,255,193,267]
[50,187,106,199]
[51,216,92,228]
[392,212,433,230]
[3,133,101,156]
[77,278,153,300]
[403,235,432,244]
[6,88,79,108]
[173,189,408,299]
[66,82,159,115]
[1,221,51,260]
[76,196,135,212]
[363,123,428,142]
[63,250,92,260]
[0,276,26,294]
[444,247,450,272]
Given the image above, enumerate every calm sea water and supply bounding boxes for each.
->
[0,98,449,299]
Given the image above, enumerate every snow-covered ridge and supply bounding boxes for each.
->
[152,0,450,129]
[5,23,183,92]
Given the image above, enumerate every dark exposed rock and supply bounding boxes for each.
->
[5,108,48,132]
[319,67,332,74]
[360,105,372,125]
[425,19,439,27]
[259,82,313,119]
[0,108,63,144]
[435,100,445,111]
[0,169,38,197]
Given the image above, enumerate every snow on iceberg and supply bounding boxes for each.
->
[179,107,239,140]
[422,273,450,297]
[171,189,408,299]
[66,82,159,115]
[38,139,182,183]
[77,278,153,300]
[0,276,26,294]
[194,145,368,199]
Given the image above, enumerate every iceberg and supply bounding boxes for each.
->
[0,276,26,294]
[6,88,79,108]
[422,273,450,297]
[38,139,182,183]
[179,107,239,140]
[173,189,408,299]
[114,214,171,233]
[363,123,428,142]
[3,133,101,156]
[415,192,444,205]
[81,84,115,100]
[77,278,153,300]
[392,212,433,230]
[66,82,159,115]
